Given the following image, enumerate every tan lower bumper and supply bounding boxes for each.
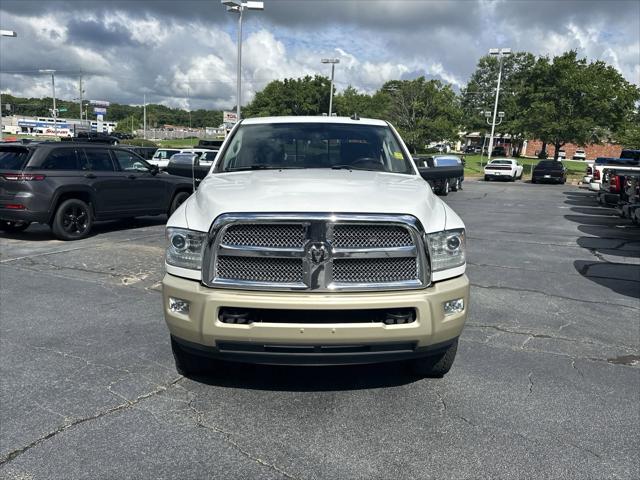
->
[162,274,469,349]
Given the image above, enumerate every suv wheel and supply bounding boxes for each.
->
[52,199,93,240]
[410,339,458,378]
[169,191,190,215]
[171,337,217,377]
[0,220,31,233]
[439,180,450,196]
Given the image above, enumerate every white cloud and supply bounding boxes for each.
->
[0,0,637,113]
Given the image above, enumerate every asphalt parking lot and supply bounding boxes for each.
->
[1,180,638,479]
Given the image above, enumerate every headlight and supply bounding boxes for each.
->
[426,229,466,272]
[166,227,206,270]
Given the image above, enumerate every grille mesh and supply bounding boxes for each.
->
[333,225,413,248]
[221,224,306,248]
[333,258,418,283]
[216,256,304,283]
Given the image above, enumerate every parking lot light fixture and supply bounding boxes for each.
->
[321,58,340,116]
[0,29,18,141]
[487,47,511,161]
[39,69,57,137]
[222,0,264,122]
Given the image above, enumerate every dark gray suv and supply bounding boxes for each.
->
[0,143,194,240]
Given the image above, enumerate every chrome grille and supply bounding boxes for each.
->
[221,224,306,248]
[333,258,418,283]
[204,214,429,291]
[333,225,413,248]
[216,256,304,283]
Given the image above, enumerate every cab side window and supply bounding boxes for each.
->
[40,148,85,170]
[83,149,115,171]
[113,150,148,172]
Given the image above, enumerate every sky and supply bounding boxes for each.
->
[0,0,639,111]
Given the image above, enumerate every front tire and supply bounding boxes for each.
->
[451,178,459,192]
[410,339,458,378]
[0,220,31,233]
[169,191,191,216]
[440,180,450,196]
[484,175,490,181]
[51,199,93,240]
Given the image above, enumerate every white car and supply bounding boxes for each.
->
[162,116,469,378]
[573,149,586,160]
[483,158,524,181]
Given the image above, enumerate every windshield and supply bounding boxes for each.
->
[0,147,31,170]
[215,123,414,174]
[489,160,511,165]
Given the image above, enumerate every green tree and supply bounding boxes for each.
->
[616,110,640,149]
[524,51,640,159]
[243,75,331,117]
[380,77,461,152]
[461,51,536,155]
[333,85,389,118]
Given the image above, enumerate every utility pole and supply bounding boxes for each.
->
[222,1,264,122]
[321,58,340,116]
[487,48,511,161]
[78,74,83,128]
[187,86,192,129]
[0,30,18,142]
[143,93,147,140]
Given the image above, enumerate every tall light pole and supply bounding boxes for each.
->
[0,30,18,142]
[143,93,147,140]
[222,0,264,122]
[39,69,57,138]
[321,58,340,116]
[487,48,511,161]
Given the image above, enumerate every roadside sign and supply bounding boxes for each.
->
[94,107,107,115]
[97,114,104,122]
[58,107,68,113]
[223,111,238,124]
[90,100,110,107]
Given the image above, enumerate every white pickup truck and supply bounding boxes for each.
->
[162,116,469,378]
[589,156,640,192]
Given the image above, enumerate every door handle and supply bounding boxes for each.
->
[128,175,137,180]
[84,173,96,179]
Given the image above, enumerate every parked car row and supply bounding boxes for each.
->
[584,150,640,192]
[594,168,640,225]
[581,150,640,225]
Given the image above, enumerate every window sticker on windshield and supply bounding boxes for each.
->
[393,151,403,160]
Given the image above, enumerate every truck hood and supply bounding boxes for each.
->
[171,169,461,233]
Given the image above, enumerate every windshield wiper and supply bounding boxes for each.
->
[225,165,305,172]
[330,165,381,172]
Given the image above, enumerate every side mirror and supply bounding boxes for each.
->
[150,164,159,175]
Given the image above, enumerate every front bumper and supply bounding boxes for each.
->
[589,182,601,192]
[162,273,470,365]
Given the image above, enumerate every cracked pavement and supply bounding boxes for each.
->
[1,181,638,479]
